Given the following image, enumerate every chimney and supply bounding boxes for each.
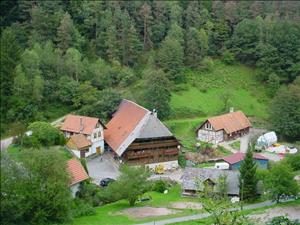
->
[80,117,84,133]
[229,107,234,113]
[152,109,157,117]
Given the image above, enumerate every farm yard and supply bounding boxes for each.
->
[69,185,203,225]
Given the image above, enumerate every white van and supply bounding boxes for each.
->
[214,162,230,170]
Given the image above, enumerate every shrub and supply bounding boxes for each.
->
[71,199,96,218]
[200,57,214,72]
[266,216,299,225]
[178,154,186,168]
[222,49,235,65]
[152,180,168,193]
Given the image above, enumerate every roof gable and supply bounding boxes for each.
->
[61,114,105,135]
[104,100,148,155]
[104,99,176,156]
[67,158,89,186]
[200,111,251,134]
[66,134,91,150]
[137,114,173,139]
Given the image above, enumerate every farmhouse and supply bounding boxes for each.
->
[61,114,106,158]
[223,152,268,170]
[67,158,89,197]
[182,168,240,196]
[196,111,251,144]
[105,99,180,169]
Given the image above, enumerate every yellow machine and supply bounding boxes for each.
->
[154,164,165,174]
[273,143,281,147]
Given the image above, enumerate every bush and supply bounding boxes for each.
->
[200,57,214,72]
[71,199,96,218]
[222,49,235,65]
[178,154,186,168]
[24,121,65,147]
[152,180,168,193]
[266,216,299,225]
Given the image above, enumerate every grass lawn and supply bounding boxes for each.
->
[7,145,72,161]
[170,61,269,120]
[69,185,203,225]
[230,140,241,150]
[195,162,215,168]
[170,199,300,225]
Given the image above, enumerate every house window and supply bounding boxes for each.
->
[98,131,101,138]
[205,123,212,130]
[94,133,97,139]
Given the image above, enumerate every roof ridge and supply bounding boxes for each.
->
[122,99,150,112]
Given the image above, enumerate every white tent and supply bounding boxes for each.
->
[256,131,277,149]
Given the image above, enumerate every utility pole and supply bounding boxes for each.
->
[241,178,244,210]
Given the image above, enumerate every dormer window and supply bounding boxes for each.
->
[205,123,212,130]
[96,123,100,128]
[94,133,97,139]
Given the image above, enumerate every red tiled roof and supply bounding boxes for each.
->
[61,114,105,135]
[202,111,251,134]
[223,152,267,164]
[104,99,148,153]
[67,134,91,150]
[67,158,89,186]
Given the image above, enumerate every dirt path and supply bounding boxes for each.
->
[249,205,300,224]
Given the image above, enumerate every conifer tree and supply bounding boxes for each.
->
[185,27,208,68]
[57,12,82,53]
[143,69,171,119]
[239,147,258,200]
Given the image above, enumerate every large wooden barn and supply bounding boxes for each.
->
[196,111,251,144]
[104,99,180,169]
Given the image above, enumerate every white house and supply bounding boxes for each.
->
[67,158,89,197]
[61,114,106,158]
[196,111,251,144]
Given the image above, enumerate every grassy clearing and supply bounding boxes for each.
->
[69,185,202,225]
[170,61,269,120]
[195,162,215,168]
[230,140,241,150]
[7,145,72,161]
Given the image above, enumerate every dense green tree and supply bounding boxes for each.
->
[167,23,184,45]
[231,19,260,64]
[185,28,208,68]
[120,10,142,66]
[58,76,79,104]
[1,149,72,224]
[72,81,99,108]
[143,69,171,119]
[266,162,299,203]
[139,2,153,50]
[267,73,280,97]
[64,48,83,82]
[107,165,151,206]
[79,88,121,120]
[0,28,21,97]
[57,12,82,53]
[157,37,184,81]
[270,82,300,140]
[282,152,300,172]
[24,121,65,147]
[150,1,168,45]
[239,148,258,200]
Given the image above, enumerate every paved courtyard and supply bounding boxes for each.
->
[87,152,120,184]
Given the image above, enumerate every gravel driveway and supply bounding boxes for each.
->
[87,152,120,184]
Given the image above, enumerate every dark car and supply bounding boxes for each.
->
[99,178,115,187]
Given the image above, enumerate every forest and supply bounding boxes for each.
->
[1,0,300,140]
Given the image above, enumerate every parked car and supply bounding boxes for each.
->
[286,146,298,154]
[99,178,115,187]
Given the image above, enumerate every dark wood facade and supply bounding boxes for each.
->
[122,137,179,165]
[223,127,250,141]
